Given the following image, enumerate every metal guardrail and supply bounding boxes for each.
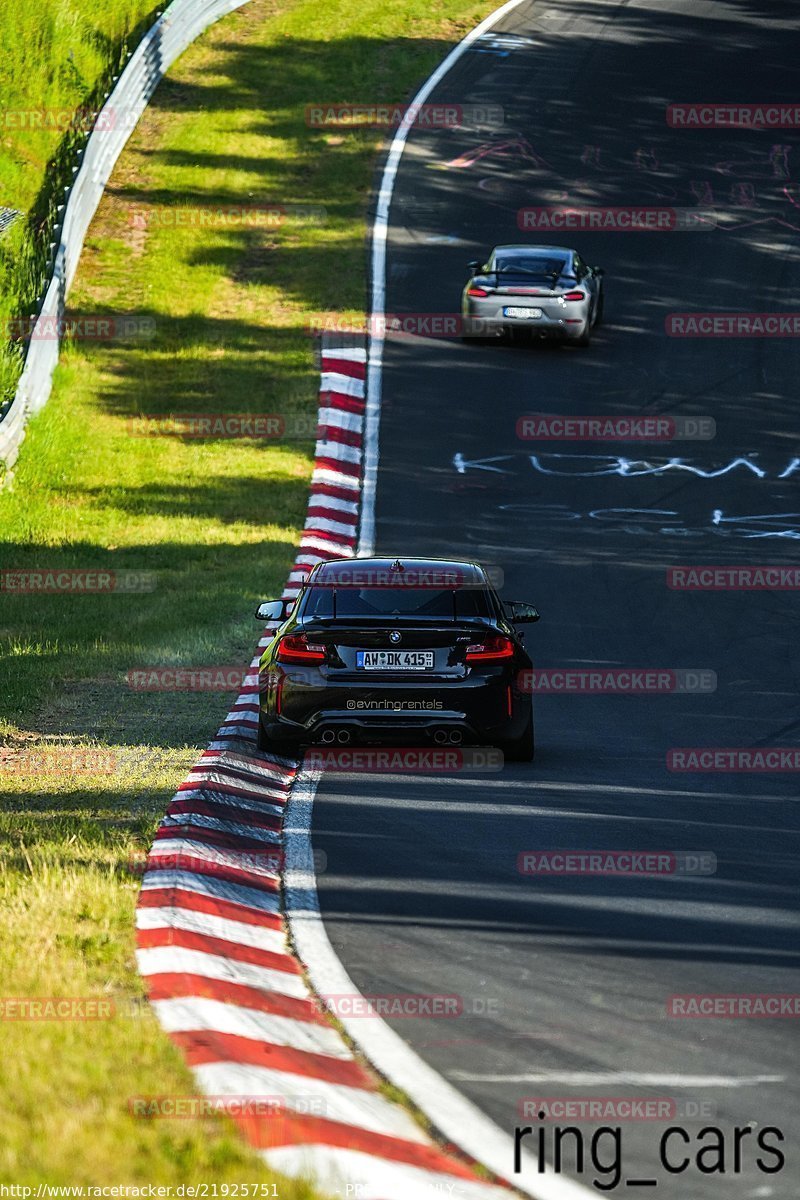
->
[0,208,20,235]
[0,0,251,475]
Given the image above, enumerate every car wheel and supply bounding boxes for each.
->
[257,714,296,758]
[498,707,535,763]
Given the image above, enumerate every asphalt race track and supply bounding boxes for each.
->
[312,1,800,1194]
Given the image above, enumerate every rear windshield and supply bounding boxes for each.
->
[299,585,494,620]
[494,255,568,276]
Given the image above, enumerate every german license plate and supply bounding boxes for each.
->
[356,651,434,670]
[503,306,542,319]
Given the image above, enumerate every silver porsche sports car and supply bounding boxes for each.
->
[461,244,605,346]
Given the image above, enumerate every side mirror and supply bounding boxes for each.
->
[506,601,540,624]
[255,599,286,622]
[467,259,482,273]
[593,266,605,277]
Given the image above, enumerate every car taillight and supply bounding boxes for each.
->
[563,291,585,301]
[467,286,490,297]
[465,635,515,663]
[276,634,326,664]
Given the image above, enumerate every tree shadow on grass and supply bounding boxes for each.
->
[0,536,299,741]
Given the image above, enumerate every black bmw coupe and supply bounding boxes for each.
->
[254,556,540,761]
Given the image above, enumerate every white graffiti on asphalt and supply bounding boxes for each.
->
[453,453,800,538]
[495,503,800,540]
[453,451,800,478]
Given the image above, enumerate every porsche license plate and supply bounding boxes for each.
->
[504,306,543,319]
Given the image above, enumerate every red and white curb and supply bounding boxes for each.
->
[137,2,597,1195]
[135,339,515,1199]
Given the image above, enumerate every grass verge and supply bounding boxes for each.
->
[0,0,495,1185]
[0,0,161,404]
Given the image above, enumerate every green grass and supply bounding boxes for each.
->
[0,0,162,404]
[0,766,316,1194]
[0,0,495,1185]
[0,0,157,209]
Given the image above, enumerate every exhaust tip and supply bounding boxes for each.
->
[320,729,336,744]
[449,729,463,745]
[336,728,351,744]
[433,729,448,745]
